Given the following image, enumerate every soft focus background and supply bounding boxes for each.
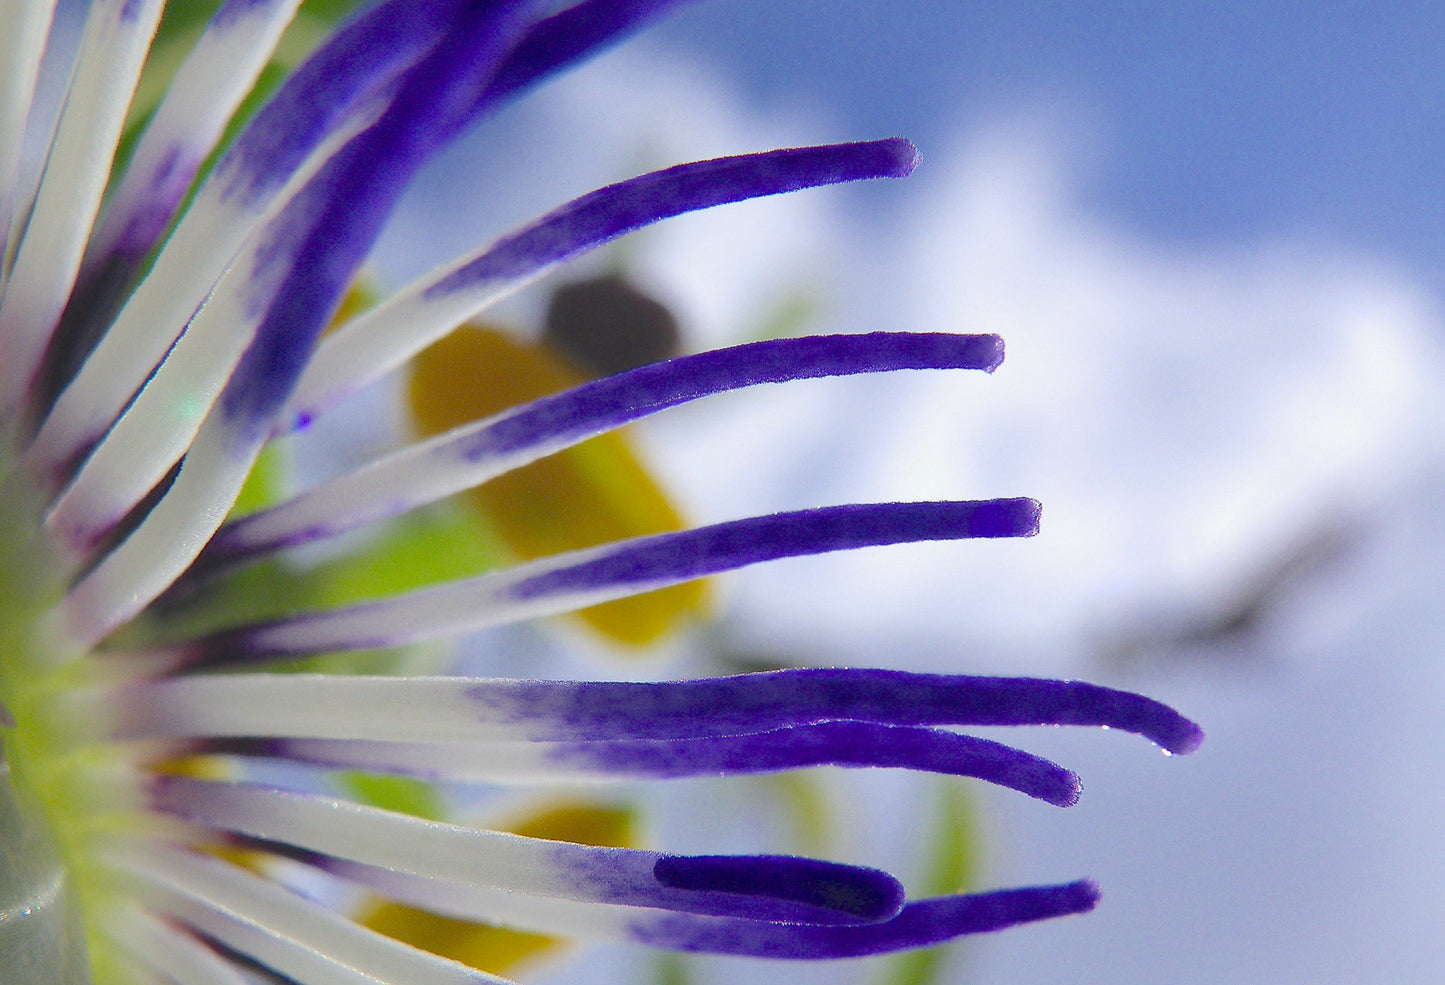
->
[371,2,1445,983]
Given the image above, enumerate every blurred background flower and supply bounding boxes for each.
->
[373,3,1444,983]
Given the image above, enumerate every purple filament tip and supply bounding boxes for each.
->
[509,498,1042,601]
[654,855,906,924]
[631,880,1103,958]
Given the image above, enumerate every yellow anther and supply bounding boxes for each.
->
[407,324,709,646]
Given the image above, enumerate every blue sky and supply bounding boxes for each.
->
[656,0,1445,287]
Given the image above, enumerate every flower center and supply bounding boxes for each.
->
[0,451,102,984]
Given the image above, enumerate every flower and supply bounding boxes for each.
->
[0,2,1203,984]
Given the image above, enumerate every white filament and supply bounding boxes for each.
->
[0,0,56,282]
[107,842,511,985]
[85,0,305,267]
[0,0,164,418]
[102,904,252,985]
[156,777,643,905]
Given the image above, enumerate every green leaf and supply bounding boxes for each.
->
[760,771,836,855]
[340,772,443,821]
[873,781,982,985]
[653,952,695,985]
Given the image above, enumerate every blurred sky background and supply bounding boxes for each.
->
[659,0,1445,286]
[376,2,1445,983]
